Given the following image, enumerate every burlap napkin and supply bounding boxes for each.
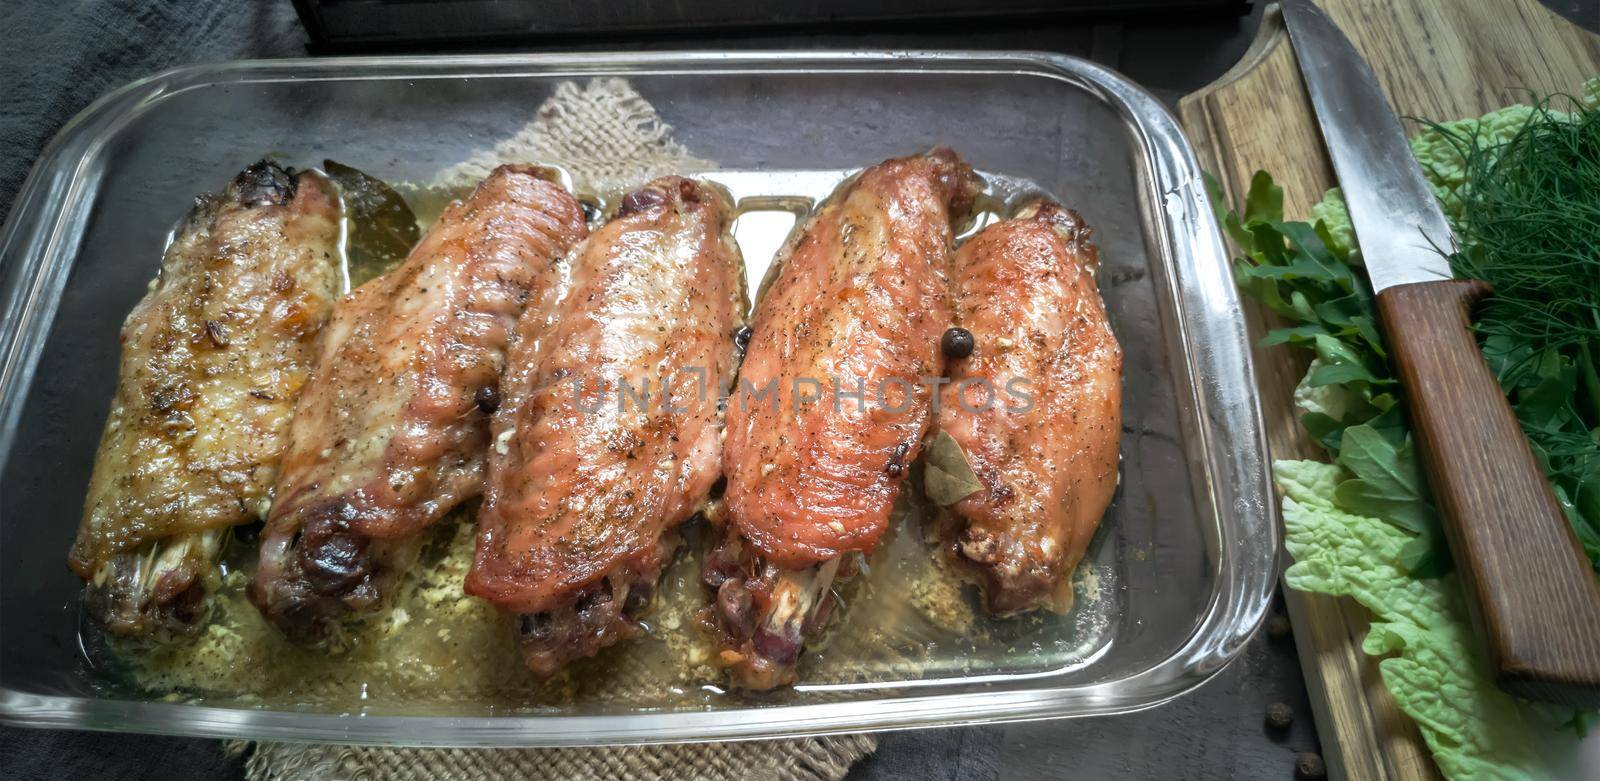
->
[234,735,878,781]
[431,77,715,193]
[229,77,876,781]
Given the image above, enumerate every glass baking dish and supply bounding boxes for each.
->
[0,51,1274,746]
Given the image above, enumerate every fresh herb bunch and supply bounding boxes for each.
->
[1214,90,1600,754]
[1205,172,1450,576]
[1431,97,1600,573]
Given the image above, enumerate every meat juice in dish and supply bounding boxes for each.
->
[250,164,589,643]
[705,149,983,690]
[466,176,747,676]
[70,161,341,640]
[935,202,1122,616]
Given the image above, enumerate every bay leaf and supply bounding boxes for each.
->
[324,159,420,286]
[922,430,983,506]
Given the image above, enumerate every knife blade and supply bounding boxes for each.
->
[1280,0,1454,292]
[1282,0,1600,708]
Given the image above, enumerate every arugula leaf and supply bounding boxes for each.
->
[1204,172,1256,252]
[1308,361,1381,388]
[1259,324,1333,347]
[1213,171,1449,578]
[1333,425,1439,538]
[1515,348,1578,431]
[1563,710,1600,740]
[1243,169,1284,223]
[1272,220,1355,291]
[1398,525,1454,579]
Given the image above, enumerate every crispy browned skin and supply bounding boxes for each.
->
[937,202,1122,615]
[724,149,980,567]
[250,165,588,642]
[70,161,341,639]
[705,149,981,689]
[466,177,746,675]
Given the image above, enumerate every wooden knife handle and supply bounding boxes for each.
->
[1377,279,1600,708]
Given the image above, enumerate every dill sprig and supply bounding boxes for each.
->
[1432,96,1600,571]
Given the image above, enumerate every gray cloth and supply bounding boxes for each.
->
[0,1,305,220]
[0,3,302,779]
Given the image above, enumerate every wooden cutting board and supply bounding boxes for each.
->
[1177,1,1600,779]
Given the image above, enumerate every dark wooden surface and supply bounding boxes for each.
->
[1180,1,1600,775]
[1378,279,1600,708]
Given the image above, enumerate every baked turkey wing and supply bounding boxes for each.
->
[71,161,341,639]
[467,176,746,676]
[250,164,588,642]
[936,202,1122,616]
[706,149,980,689]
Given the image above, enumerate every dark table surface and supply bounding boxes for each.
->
[2,2,1594,779]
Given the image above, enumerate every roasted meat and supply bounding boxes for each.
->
[466,176,746,676]
[705,149,981,689]
[70,161,341,639]
[935,202,1122,615]
[250,164,588,642]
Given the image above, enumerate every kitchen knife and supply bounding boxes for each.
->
[1281,0,1600,708]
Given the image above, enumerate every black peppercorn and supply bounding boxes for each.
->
[1265,701,1294,731]
[475,385,501,414]
[941,327,974,359]
[1294,752,1326,781]
[734,325,753,353]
